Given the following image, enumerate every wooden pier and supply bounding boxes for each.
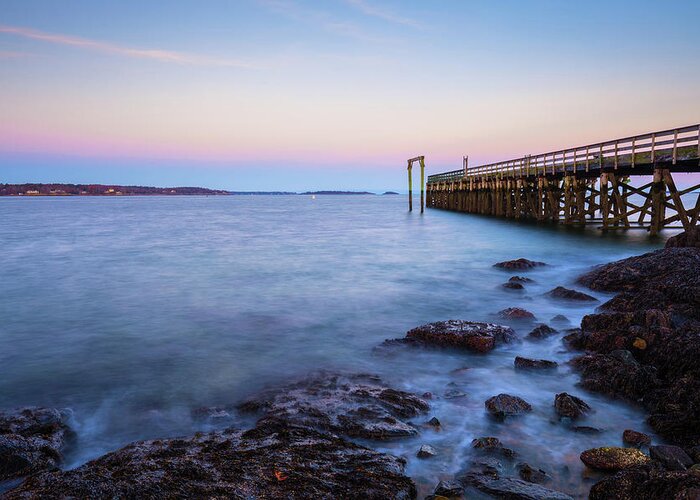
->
[425,125,700,234]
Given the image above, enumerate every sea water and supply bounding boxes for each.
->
[0,195,668,497]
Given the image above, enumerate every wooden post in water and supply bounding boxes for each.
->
[407,156,425,212]
[419,156,425,213]
[407,160,413,211]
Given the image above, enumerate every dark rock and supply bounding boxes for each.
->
[589,462,700,500]
[237,372,429,440]
[610,349,640,367]
[510,276,534,283]
[5,417,417,499]
[471,437,516,458]
[650,444,694,471]
[580,446,651,471]
[526,324,558,339]
[493,258,547,270]
[460,471,573,499]
[449,367,471,376]
[571,352,660,402]
[514,356,558,370]
[577,247,700,312]
[0,407,73,481]
[666,227,700,248]
[466,456,503,478]
[427,417,441,427]
[562,328,584,349]
[546,286,597,301]
[498,307,536,320]
[417,444,437,459]
[572,425,603,434]
[688,446,700,463]
[570,240,700,447]
[554,392,591,420]
[484,394,532,419]
[503,281,524,290]
[550,314,570,325]
[471,436,500,449]
[622,429,652,447]
[384,320,516,353]
[434,479,463,497]
[443,388,468,400]
[518,462,549,484]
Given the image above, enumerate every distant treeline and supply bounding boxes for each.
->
[1,184,231,196]
[301,191,375,195]
[229,191,297,195]
[0,184,399,196]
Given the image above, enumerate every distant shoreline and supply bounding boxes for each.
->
[1,184,401,197]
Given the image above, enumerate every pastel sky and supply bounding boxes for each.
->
[1,0,699,191]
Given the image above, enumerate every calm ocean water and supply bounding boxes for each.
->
[0,195,668,497]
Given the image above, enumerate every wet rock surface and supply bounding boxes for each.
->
[498,307,536,320]
[237,372,429,440]
[416,444,437,459]
[588,462,700,500]
[546,286,597,302]
[502,281,524,290]
[573,241,700,449]
[0,407,73,481]
[572,425,604,434]
[433,479,463,497]
[550,314,570,325]
[510,276,534,283]
[526,323,558,339]
[517,462,549,484]
[649,444,694,471]
[460,471,573,500]
[494,258,547,270]
[426,417,441,428]
[514,356,558,370]
[484,394,532,419]
[580,446,651,471]
[383,320,516,353]
[471,437,516,458]
[554,392,591,420]
[5,417,417,499]
[665,227,700,248]
[622,429,652,447]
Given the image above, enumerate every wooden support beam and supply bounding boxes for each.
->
[662,170,690,230]
[419,156,425,214]
[650,169,666,236]
[600,173,609,230]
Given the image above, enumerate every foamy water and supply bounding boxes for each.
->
[0,195,669,497]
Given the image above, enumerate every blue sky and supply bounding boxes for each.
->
[1,0,699,190]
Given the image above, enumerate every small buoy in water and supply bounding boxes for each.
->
[311,195,316,200]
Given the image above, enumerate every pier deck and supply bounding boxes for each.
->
[425,125,700,234]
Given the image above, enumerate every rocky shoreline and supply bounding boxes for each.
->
[2,229,699,498]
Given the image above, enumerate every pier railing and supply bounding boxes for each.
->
[427,124,700,183]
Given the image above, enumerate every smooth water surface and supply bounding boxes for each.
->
[0,195,668,497]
